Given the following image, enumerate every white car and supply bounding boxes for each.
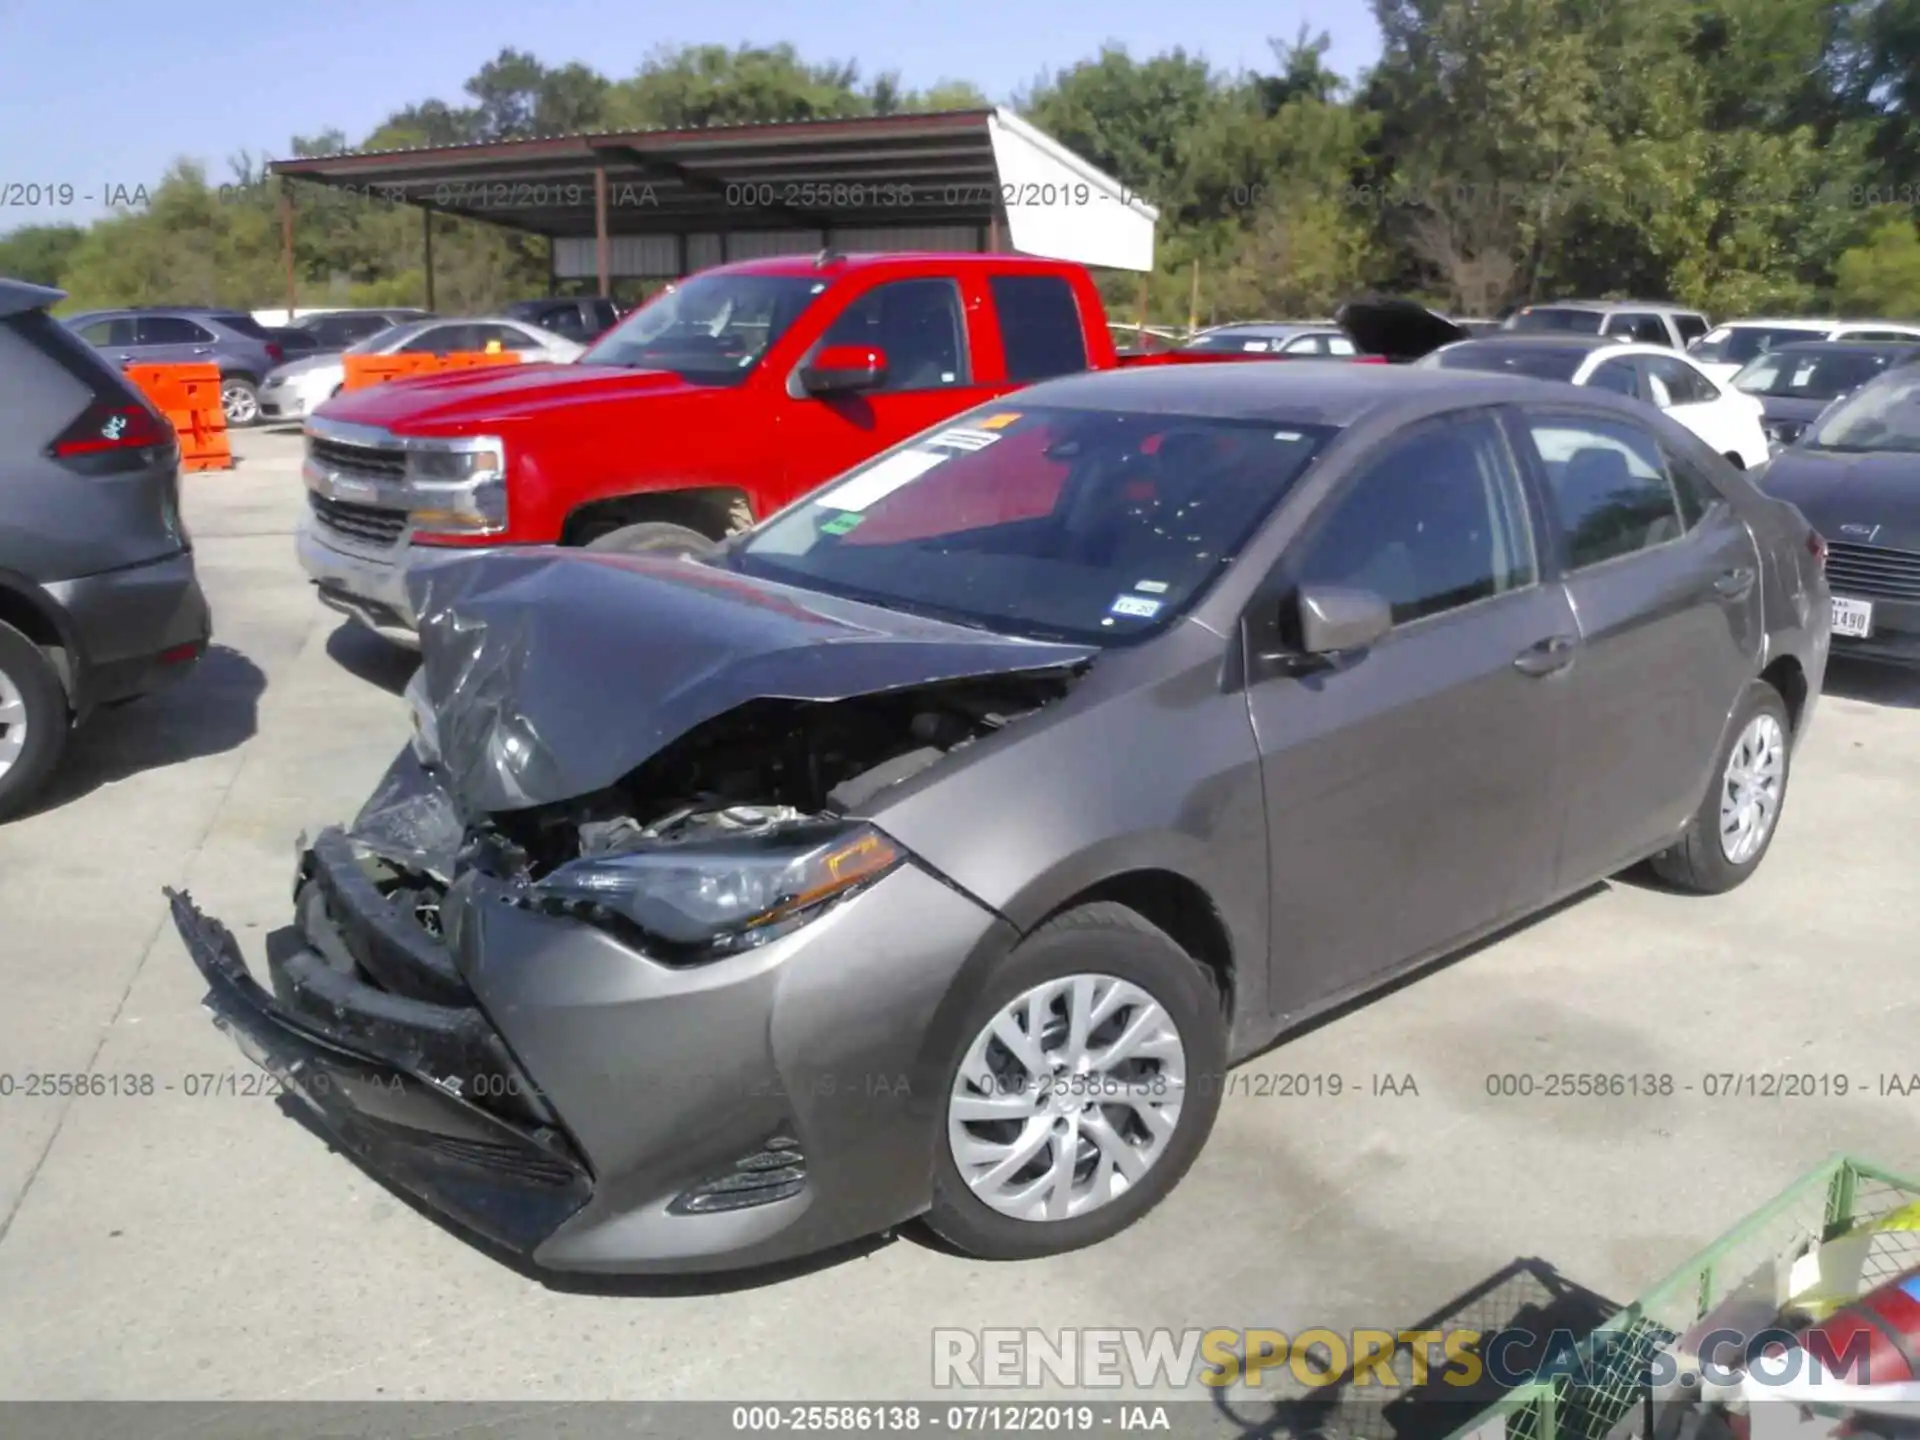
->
[1688,317,1920,385]
[1419,335,1772,469]
[257,317,585,423]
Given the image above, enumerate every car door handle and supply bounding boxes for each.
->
[1713,567,1756,600]
[1513,635,1578,677]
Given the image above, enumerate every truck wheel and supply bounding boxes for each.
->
[581,521,717,557]
[0,620,69,822]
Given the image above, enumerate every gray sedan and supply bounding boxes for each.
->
[169,364,1829,1273]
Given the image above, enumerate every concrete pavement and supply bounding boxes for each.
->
[0,425,1917,1405]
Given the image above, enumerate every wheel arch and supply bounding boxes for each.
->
[0,573,78,701]
[561,486,754,546]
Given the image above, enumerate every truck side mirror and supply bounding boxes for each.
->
[800,345,888,395]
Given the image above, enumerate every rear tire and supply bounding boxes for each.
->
[0,621,69,822]
[221,377,261,427]
[580,521,717,556]
[1649,680,1792,894]
[925,902,1226,1261]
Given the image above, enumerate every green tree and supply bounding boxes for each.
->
[1834,209,1920,314]
[0,224,86,287]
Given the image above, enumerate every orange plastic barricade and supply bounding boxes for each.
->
[342,353,438,391]
[437,350,525,373]
[126,362,231,472]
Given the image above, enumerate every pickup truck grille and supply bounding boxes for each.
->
[310,434,408,482]
[309,492,406,548]
[1826,540,1920,603]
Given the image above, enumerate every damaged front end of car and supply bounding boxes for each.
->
[169,548,1094,1271]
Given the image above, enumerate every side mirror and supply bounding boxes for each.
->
[1298,585,1393,655]
[800,344,887,395]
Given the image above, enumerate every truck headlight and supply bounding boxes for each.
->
[532,821,903,953]
[407,441,508,536]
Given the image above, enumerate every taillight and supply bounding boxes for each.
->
[266,343,284,363]
[1808,529,1827,571]
[49,400,170,458]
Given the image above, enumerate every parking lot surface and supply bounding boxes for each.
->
[0,426,1917,1403]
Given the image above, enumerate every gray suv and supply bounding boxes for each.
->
[1504,300,1712,350]
[0,280,213,819]
[64,306,290,426]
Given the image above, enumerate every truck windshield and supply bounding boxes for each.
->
[580,273,824,384]
[729,403,1334,645]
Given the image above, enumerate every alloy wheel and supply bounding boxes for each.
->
[222,382,258,425]
[1719,712,1786,865]
[947,973,1187,1223]
[0,664,28,781]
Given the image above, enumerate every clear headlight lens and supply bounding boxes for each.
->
[534,821,904,951]
[406,441,508,535]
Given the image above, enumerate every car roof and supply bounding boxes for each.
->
[1016,358,1605,427]
[1526,299,1701,313]
[1715,317,1837,328]
[710,251,1087,279]
[1452,333,1630,352]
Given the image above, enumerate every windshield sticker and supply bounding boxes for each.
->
[1134,579,1170,594]
[1242,340,1271,352]
[815,449,947,511]
[925,426,1002,452]
[819,511,865,536]
[1272,430,1304,441]
[1109,594,1163,619]
[976,412,1023,429]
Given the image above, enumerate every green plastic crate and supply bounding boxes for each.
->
[1443,1155,1920,1440]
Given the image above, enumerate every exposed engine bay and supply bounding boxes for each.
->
[471,669,1082,884]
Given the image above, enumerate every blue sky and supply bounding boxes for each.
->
[0,0,1382,229]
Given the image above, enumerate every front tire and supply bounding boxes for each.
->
[1649,679,1792,893]
[925,902,1226,1261]
[0,621,70,822]
[581,520,717,556]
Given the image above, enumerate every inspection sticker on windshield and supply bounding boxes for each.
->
[1134,579,1170,594]
[814,449,947,511]
[819,511,865,536]
[1109,594,1163,619]
[925,426,1002,452]
[977,412,1023,429]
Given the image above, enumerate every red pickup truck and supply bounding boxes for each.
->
[297,250,1339,644]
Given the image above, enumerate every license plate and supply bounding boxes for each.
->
[1833,596,1874,639]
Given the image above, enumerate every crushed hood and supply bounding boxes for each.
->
[1335,298,1471,362]
[406,550,1097,816]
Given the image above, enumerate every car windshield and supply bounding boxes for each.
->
[1806,368,1920,453]
[1732,349,1896,400]
[727,404,1334,644]
[1428,343,1585,381]
[1183,329,1299,352]
[1505,308,1604,334]
[1688,325,1825,365]
[580,273,825,383]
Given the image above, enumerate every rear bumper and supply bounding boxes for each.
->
[44,548,212,715]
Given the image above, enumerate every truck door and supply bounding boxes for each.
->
[778,276,1003,504]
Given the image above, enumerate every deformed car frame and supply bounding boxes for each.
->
[171,363,1830,1274]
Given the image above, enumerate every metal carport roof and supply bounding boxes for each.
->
[268,107,1159,304]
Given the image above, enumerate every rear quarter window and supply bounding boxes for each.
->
[988,274,1089,382]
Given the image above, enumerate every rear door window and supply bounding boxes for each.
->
[987,273,1088,382]
[135,316,214,345]
[399,323,476,355]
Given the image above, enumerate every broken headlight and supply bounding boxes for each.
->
[533,820,904,952]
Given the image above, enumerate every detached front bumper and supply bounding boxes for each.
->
[168,761,1012,1273]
